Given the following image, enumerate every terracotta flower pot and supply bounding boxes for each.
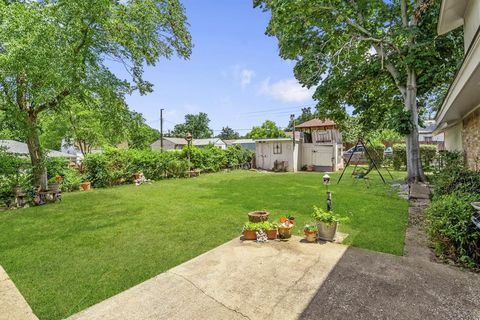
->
[266,229,277,240]
[80,182,91,191]
[304,231,317,243]
[248,211,270,222]
[243,230,257,240]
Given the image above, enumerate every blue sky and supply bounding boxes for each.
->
[112,0,316,135]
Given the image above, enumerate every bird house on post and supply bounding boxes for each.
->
[323,174,331,186]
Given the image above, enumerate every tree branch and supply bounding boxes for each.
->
[401,0,408,27]
[36,89,70,113]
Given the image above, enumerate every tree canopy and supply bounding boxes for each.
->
[246,120,286,139]
[171,112,213,139]
[0,0,192,187]
[255,0,463,181]
[217,126,240,140]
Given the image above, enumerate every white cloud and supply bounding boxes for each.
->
[259,78,315,103]
[240,69,255,88]
[230,65,255,88]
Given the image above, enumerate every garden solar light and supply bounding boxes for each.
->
[185,132,193,142]
[323,174,331,185]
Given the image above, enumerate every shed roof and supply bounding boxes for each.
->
[296,119,336,128]
[0,140,75,159]
[193,138,225,146]
[164,137,187,145]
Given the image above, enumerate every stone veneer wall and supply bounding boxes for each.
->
[462,108,480,171]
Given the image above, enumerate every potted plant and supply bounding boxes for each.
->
[312,206,348,241]
[243,222,261,240]
[277,216,295,239]
[263,221,278,240]
[248,210,270,222]
[80,181,91,191]
[304,224,317,242]
[48,177,60,192]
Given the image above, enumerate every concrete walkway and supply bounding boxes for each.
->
[68,236,480,320]
[0,266,38,320]
[69,237,348,320]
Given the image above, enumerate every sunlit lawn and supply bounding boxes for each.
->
[0,169,408,319]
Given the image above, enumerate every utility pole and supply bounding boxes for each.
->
[160,108,164,152]
[290,114,296,149]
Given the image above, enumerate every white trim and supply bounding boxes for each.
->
[436,31,480,124]
[437,0,467,35]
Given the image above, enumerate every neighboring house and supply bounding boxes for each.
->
[436,0,480,169]
[61,140,129,163]
[0,140,76,161]
[150,137,227,151]
[193,138,227,150]
[419,120,445,149]
[224,139,256,151]
[254,119,344,172]
[150,137,187,151]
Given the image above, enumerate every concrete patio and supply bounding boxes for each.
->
[67,236,480,320]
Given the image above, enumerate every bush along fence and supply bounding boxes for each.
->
[426,151,480,269]
[0,145,254,208]
[81,144,254,188]
[392,144,437,171]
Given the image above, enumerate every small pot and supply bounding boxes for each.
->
[48,183,60,192]
[266,229,277,240]
[304,231,317,243]
[243,230,257,240]
[278,226,293,239]
[248,211,270,222]
[80,182,91,191]
[317,221,337,241]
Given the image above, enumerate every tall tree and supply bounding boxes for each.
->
[218,126,240,140]
[255,0,463,182]
[246,120,287,139]
[0,1,192,188]
[171,112,213,138]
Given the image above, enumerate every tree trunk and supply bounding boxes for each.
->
[25,111,47,189]
[405,69,426,183]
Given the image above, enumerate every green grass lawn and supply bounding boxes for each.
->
[0,169,408,319]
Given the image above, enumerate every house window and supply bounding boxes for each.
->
[424,136,433,143]
[273,143,282,154]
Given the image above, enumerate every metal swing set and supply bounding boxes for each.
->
[337,137,394,186]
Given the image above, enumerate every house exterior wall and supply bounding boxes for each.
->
[464,0,480,51]
[151,139,179,151]
[462,107,480,170]
[444,123,464,151]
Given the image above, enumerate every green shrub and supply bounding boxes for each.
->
[60,168,84,192]
[0,148,27,208]
[432,151,480,196]
[166,159,189,178]
[426,192,480,268]
[44,157,70,179]
[392,144,437,171]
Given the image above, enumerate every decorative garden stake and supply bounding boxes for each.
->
[323,174,332,211]
[256,230,268,243]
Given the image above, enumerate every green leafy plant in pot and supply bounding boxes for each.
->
[242,222,263,240]
[261,221,278,240]
[312,206,348,241]
[304,224,318,243]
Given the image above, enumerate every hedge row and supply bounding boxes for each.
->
[392,144,437,171]
[427,151,480,269]
[83,145,254,188]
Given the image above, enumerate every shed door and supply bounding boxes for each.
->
[260,142,271,170]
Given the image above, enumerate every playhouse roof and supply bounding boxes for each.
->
[296,119,336,129]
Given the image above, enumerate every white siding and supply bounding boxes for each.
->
[464,0,480,52]
[444,123,464,151]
